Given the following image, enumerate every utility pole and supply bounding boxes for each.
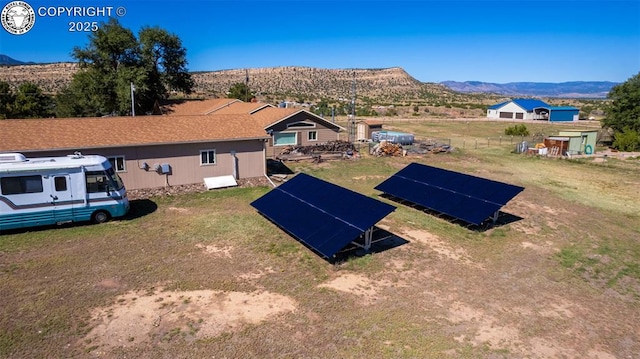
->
[349,71,356,142]
[245,69,250,102]
[130,82,136,117]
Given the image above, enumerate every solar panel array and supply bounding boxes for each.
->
[251,173,396,258]
[375,163,524,225]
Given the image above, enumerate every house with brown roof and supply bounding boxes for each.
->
[0,114,270,190]
[249,107,345,158]
[0,99,345,190]
[170,99,345,158]
[184,101,344,156]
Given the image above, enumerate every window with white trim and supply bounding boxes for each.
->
[287,121,315,128]
[108,156,126,172]
[308,131,317,141]
[200,149,216,165]
[273,132,297,146]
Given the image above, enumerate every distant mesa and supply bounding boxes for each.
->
[440,80,617,99]
[0,54,617,99]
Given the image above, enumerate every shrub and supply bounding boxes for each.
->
[504,124,530,136]
[612,128,640,151]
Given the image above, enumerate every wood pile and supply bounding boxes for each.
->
[370,140,405,157]
[277,140,358,161]
[279,140,357,155]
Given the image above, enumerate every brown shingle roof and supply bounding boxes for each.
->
[249,107,301,127]
[0,114,269,152]
[208,102,274,115]
[162,98,240,116]
[249,108,346,131]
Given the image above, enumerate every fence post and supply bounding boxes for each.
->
[463,139,465,148]
[487,137,490,147]
[499,136,502,145]
[475,139,478,149]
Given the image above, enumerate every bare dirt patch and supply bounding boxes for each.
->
[318,273,393,305]
[83,287,297,353]
[351,175,388,181]
[400,228,483,269]
[195,243,233,258]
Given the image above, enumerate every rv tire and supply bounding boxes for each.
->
[92,210,110,224]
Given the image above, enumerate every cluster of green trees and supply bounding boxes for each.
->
[56,18,194,117]
[602,72,640,151]
[0,19,195,119]
[0,81,54,119]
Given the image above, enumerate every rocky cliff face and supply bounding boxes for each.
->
[0,63,79,93]
[193,66,428,100]
[0,63,450,101]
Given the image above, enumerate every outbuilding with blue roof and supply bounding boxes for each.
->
[487,98,579,122]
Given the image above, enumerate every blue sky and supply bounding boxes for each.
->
[1,0,638,83]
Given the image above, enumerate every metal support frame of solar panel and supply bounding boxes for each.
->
[251,173,396,259]
[374,163,524,226]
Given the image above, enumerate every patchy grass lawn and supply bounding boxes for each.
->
[1,120,639,358]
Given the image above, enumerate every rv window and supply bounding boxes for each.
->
[54,176,67,192]
[85,171,111,193]
[106,168,125,190]
[1,175,44,195]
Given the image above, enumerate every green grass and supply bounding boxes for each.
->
[1,119,639,358]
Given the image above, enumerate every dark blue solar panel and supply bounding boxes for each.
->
[375,163,524,225]
[251,173,396,258]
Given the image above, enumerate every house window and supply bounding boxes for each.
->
[108,156,126,172]
[200,149,216,165]
[515,113,524,119]
[308,131,317,141]
[273,132,297,146]
[287,121,315,128]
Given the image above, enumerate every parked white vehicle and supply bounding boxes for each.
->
[0,152,129,231]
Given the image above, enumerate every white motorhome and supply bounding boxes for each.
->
[0,153,129,231]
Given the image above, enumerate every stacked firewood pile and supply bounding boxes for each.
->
[279,140,357,155]
[277,140,358,161]
[370,140,405,157]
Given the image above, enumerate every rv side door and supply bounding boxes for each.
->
[50,175,75,224]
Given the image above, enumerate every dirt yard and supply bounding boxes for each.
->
[1,133,639,358]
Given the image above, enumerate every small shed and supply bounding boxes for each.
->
[356,120,383,141]
[544,137,570,156]
[557,130,598,155]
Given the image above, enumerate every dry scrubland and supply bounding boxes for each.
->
[1,120,639,358]
[0,64,466,102]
